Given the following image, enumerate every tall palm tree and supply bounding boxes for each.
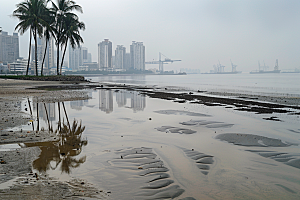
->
[13,0,50,76]
[50,0,83,75]
[41,10,55,76]
[60,15,85,74]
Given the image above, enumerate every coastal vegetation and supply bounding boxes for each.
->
[12,0,85,76]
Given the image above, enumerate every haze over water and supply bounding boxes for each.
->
[87,73,300,97]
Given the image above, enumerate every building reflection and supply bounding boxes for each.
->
[67,89,146,114]
[99,90,113,113]
[116,90,128,107]
[130,91,146,112]
[70,91,92,111]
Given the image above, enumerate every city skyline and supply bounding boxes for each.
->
[1,1,300,72]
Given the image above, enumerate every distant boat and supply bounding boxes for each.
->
[202,60,242,74]
[250,59,281,74]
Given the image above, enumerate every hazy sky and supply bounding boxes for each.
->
[1,0,300,72]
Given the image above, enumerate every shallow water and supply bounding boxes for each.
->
[86,73,300,97]
[9,88,300,199]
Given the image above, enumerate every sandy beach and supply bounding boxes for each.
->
[0,78,300,199]
[0,79,108,199]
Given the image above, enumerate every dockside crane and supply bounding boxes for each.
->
[230,59,237,72]
[145,52,181,72]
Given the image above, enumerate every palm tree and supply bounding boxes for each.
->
[60,15,85,74]
[13,0,50,76]
[41,10,55,76]
[50,0,83,75]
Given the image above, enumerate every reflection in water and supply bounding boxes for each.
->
[24,100,88,174]
[24,119,87,174]
[68,89,146,114]
[99,90,113,113]
[131,91,146,112]
[116,90,127,107]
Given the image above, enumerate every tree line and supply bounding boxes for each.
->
[12,0,85,76]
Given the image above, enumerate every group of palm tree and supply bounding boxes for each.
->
[12,0,85,76]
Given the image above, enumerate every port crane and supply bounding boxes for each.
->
[145,52,181,72]
[230,59,237,72]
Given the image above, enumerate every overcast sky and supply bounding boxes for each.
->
[1,0,300,72]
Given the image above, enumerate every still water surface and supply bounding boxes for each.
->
[13,86,300,199]
[87,73,300,97]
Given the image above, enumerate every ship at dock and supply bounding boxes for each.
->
[202,60,242,74]
[250,59,281,74]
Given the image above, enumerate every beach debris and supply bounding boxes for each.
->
[149,118,152,120]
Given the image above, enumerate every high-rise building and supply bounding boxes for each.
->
[98,39,112,70]
[87,53,92,63]
[130,41,145,71]
[124,53,131,70]
[69,45,83,70]
[0,31,19,64]
[82,47,88,63]
[115,45,126,69]
[30,37,54,74]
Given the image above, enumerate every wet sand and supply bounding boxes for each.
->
[0,79,300,199]
[0,79,107,199]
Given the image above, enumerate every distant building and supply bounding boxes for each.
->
[115,45,126,69]
[30,37,54,74]
[0,62,8,73]
[98,39,112,70]
[82,47,88,63]
[87,53,92,63]
[69,45,83,71]
[130,41,145,71]
[124,53,131,70]
[8,58,27,74]
[82,62,98,71]
[0,31,19,64]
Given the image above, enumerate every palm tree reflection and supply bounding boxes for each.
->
[25,119,88,174]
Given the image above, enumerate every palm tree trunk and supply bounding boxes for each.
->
[41,39,48,76]
[34,26,38,76]
[26,28,32,75]
[57,42,60,75]
[60,38,68,75]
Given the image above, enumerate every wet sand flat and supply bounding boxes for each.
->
[0,79,300,199]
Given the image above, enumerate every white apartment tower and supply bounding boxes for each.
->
[69,45,83,70]
[115,45,126,69]
[98,39,112,70]
[30,37,55,74]
[0,31,19,64]
[130,41,145,71]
